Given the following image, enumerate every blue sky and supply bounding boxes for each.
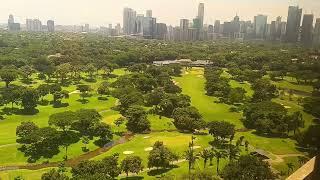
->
[1,0,319,26]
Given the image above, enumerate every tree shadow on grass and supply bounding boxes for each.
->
[119,176,144,180]
[147,165,179,176]
[94,139,113,148]
[76,99,89,104]
[98,97,109,101]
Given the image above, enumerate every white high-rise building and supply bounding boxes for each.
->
[123,8,137,35]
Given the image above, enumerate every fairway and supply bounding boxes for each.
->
[174,68,244,128]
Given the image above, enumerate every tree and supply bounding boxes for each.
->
[199,149,211,169]
[221,155,276,180]
[81,136,90,151]
[2,86,22,109]
[16,121,39,144]
[77,84,91,101]
[148,141,175,169]
[0,67,19,88]
[228,87,247,104]
[172,106,205,132]
[114,117,125,127]
[37,84,51,101]
[56,63,72,83]
[20,88,39,113]
[41,169,69,180]
[252,79,278,102]
[49,111,78,132]
[71,154,121,179]
[121,156,144,177]
[243,101,289,135]
[84,63,97,80]
[20,65,35,81]
[97,81,110,99]
[52,90,69,107]
[208,121,235,141]
[93,122,113,142]
[287,111,304,135]
[124,106,150,133]
[72,109,102,136]
[185,136,198,172]
[213,149,228,175]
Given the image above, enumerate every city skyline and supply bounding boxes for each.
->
[1,0,320,27]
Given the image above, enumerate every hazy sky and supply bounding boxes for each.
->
[1,0,320,27]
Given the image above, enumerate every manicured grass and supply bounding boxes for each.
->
[92,131,212,165]
[0,69,127,166]
[272,156,301,178]
[0,168,52,180]
[174,68,244,128]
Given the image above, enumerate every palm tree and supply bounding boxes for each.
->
[199,149,211,169]
[213,149,227,175]
[228,144,240,161]
[286,162,294,175]
[185,136,198,173]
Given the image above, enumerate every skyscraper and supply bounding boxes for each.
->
[314,18,320,44]
[84,24,89,32]
[180,19,189,30]
[123,8,137,35]
[8,14,14,24]
[214,20,221,33]
[198,3,204,29]
[301,14,314,45]
[286,6,302,43]
[142,17,157,39]
[47,20,55,32]
[146,10,152,18]
[135,14,144,34]
[254,14,268,39]
[180,19,189,41]
[8,14,20,31]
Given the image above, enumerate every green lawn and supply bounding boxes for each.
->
[174,68,244,128]
[0,69,127,166]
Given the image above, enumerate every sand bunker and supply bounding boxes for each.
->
[143,136,150,139]
[123,151,134,155]
[284,106,291,109]
[144,147,153,151]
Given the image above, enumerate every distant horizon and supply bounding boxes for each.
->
[1,0,320,27]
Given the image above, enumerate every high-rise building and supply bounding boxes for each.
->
[301,14,314,45]
[8,14,14,24]
[198,3,204,29]
[123,8,137,35]
[115,23,121,35]
[84,24,89,32]
[314,18,320,44]
[180,19,189,30]
[142,17,156,38]
[135,14,144,34]
[47,20,55,32]
[214,20,220,33]
[254,14,268,39]
[270,21,277,41]
[193,18,201,29]
[275,16,282,39]
[156,23,167,40]
[8,14,20,31]
[180,19,189,41]
[146,10,152,18]
[33,19,42,31]
[286,6,302,43]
